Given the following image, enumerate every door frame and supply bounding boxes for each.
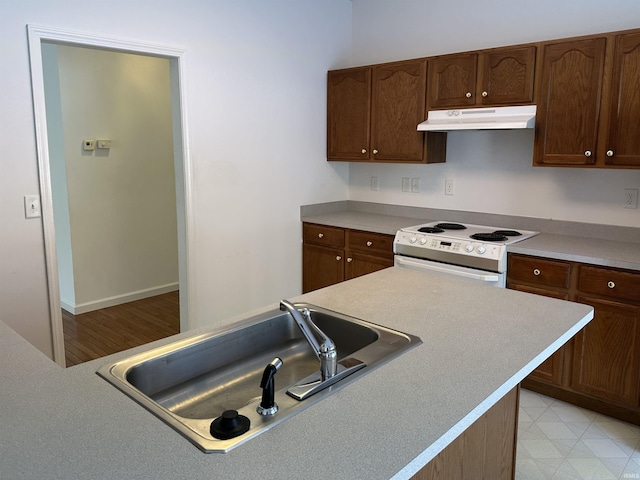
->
[27,25,195,367]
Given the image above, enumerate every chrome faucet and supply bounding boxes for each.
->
[280,300,337,380]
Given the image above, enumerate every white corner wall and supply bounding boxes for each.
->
[1,0,352,358]
[349,0,640,227]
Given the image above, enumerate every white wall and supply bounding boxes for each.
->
[0,0,351,358]
[349,0,640,227]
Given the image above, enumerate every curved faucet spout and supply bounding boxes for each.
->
[280,300,337,379]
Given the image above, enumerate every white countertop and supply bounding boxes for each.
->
[0,267,592,480]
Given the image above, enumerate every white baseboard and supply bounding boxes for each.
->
[62,283,179,315]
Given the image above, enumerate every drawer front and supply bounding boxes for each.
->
[578,265,640,303]
[303,223,345,248]
[508,254,571,288]
[347,230,394,257]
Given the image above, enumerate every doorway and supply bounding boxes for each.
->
[28,26,194,367]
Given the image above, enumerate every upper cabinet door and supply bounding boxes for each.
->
[327,67,371,160]
[605,32,640,167]
[534,38,606,166]
[370,59,427,162]
[477,46,536,105]
[428,54,477,109]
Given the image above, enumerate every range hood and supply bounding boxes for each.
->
[417,105,536,131]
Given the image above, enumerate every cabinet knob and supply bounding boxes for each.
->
[373,149,379,155]
[533,268,541,276]
[608,281,615,289]
[606,150,614,157]
[366,241,373,247]
[336,255,342,261]
[465,92,472,98]
[318,233,324,238]
[584,150,592,157]
[347,257,353,263]
[481,91,488,97]
[361,148,367,154]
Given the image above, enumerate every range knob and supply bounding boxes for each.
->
[464,244,474,253]
[409,236,417,244]
[477,245,486,254]
[419,237,428,245]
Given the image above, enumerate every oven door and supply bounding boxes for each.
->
[394,255,506,288]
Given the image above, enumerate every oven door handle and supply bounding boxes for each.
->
[394,256,501,282]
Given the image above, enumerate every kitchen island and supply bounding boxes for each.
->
[0,267,592,479]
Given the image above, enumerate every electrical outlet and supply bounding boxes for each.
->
[445,178,454,196]
[402,177,410,192]
[624,188,638,209]
[411,178,420,193]
[371,176,379,191]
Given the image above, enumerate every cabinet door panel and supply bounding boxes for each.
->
[302,245,344,293]
[606,32,640,166]
[478,47,536,105]
[571,296,640,406]
[428,54,477,108]
[327,68,371,160]
[371,59,427,162]
[535,38,606,165]
[344,251,393,281]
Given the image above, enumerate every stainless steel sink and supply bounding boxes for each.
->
[97,303,421,453]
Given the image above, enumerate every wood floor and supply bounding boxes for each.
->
[62,291,180,367]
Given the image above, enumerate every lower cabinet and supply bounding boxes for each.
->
[302,223,394,293]
[508,253,640,423]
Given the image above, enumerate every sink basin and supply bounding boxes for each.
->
[97,303,421,452]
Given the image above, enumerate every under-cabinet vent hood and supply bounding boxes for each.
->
[417,105,536,131]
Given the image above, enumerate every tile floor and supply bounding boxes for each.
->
[517,389,640,479]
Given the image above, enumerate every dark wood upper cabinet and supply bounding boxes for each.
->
[370,59,429,162]
[327,60,446,164]
[604,32,640,167]
[428,46,536,109]
[477,46,536,105]
[428,53,477,108]
[534,38,607,166]
[326,67,371,160]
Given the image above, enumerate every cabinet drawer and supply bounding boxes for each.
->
[347,230,394,257]
[303,223,345,248]
[508,254,570,288]
[578,265,640,303]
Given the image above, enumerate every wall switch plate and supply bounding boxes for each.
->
[24,195,41,219]
[83,139,95,151]
[624,188,638,209]
[411,177,420,193]
[97,139,111,149]
[371,176,379,191]
[445,178,454,196]
[402,177,410,192]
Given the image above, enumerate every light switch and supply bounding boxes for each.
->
[24,195,41,219]
[97,139,111,149]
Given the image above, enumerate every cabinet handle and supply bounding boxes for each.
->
[608,281,615,289]
[481,91,488,97]
[361,148,367,154]
[606,150,614,157]
[373,149,379,155]
[336,255,341,261]
[584,150,592,157]
[347,257,353,263]
[465,92,472,98]
[318,233,324,238]
[533,268,541,276]
[366,241,373,247]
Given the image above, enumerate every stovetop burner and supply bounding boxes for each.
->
[418,226,444,233]
[435,223,467,230]
[493,230,522,237]
[470,232,508,242]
